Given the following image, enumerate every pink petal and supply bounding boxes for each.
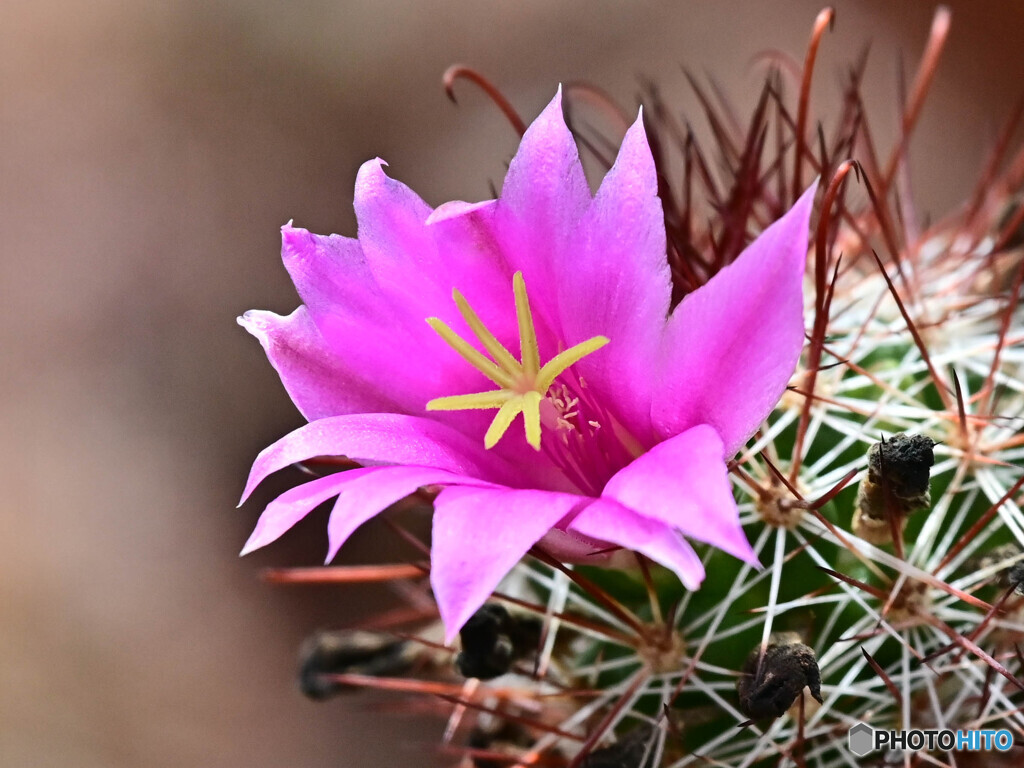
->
[568,499,705,591]
[353,158,439,309]
[424,199,535,380]
[325,466,485,562]
[430,485,584,641]
[499,88,590,243]
[240,470,360,556]
[426,199,496,224]
[601,424,758,566]
[278,222,478,417]
[354,160,510,326]
[239,414,519,506]
[345,164,543,417]
[238,307,399,420]
[652,183,817,456]
[280,225,380,325]
[559,112,671,443]
[493,88,591,334]
[535,526,616,563]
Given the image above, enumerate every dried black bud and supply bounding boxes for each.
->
[867,433,936,502]
[737,633,823,721]
[455,603,542,680]
[854,433,935,543]
[579,724,656,768]
[298,630,413,700]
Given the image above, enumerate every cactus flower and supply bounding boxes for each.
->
[238,89,816,638]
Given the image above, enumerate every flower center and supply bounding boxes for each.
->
[425,271,609,451]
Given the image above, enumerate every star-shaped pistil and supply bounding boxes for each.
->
[426,271,609,450]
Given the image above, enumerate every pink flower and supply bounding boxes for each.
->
[238,89,816,640]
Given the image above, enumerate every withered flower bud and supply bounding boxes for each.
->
[455,603,542,680]
[737,632,823,721]
[854,433,935,544]
[298,630,414,700]
[579,724,656,768]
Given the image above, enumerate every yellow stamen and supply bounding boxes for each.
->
[452,290,519,371]
[427,391,514,411]
[425,271,608,451]
[521,391,543,449]
[537,336,610,393]
[513,272,540,376]
[485,399,525,449]
[425,317,515,389]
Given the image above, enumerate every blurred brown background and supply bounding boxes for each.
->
[2,1,1023,766]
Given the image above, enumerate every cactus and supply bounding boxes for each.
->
[260,9,1024,766]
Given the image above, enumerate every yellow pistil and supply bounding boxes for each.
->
[426,271,609,451]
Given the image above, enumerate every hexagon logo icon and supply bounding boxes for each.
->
[848,723,874,756]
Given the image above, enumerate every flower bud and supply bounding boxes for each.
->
[298,630,413,700]
[854,433,935,544]
[455,603,541,680]
[737,632,823,720]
